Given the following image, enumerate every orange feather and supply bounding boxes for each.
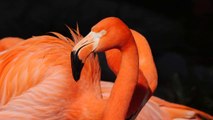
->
[0,35,105,119]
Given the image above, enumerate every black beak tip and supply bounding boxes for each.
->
[71,51,84,81]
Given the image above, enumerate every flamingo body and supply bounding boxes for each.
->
[0,35,105,119]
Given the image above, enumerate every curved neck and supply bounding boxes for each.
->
[103,37,139,120]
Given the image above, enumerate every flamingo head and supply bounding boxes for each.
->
[71,17,132,81]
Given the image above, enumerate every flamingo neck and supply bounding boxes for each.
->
[103,37,139,120]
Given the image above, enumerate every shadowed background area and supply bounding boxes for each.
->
[0,0,212,115]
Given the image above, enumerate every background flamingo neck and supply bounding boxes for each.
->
[103,38,139,119]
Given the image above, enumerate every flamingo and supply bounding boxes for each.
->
[0,17,212,119]
[71,17,213,120]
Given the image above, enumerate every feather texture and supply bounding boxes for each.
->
[0,34,105,119]
[0,22,212,119]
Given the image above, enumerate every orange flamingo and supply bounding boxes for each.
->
[71,17,213,120]
[0,17,212,119]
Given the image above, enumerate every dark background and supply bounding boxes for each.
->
[0,0,212,115]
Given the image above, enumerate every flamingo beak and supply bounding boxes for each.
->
[71,30,106,81]
[71,50,84,81]
[71,33,96,81]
